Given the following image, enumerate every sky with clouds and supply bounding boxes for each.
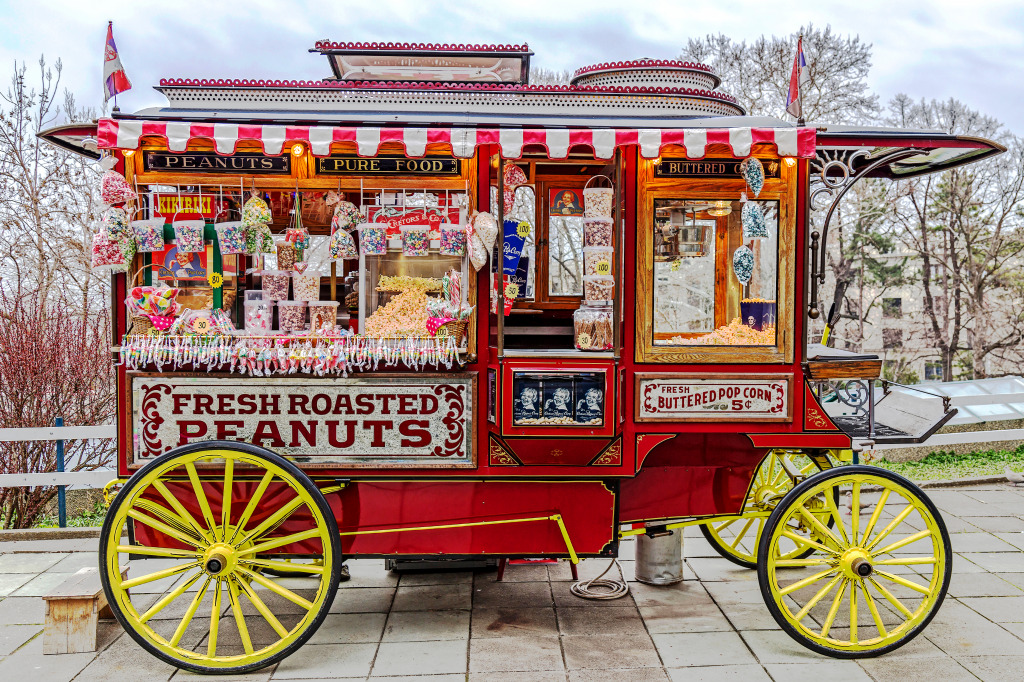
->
[2,0,1022,135]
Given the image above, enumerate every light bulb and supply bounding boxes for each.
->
[783,157,796,167]
[291,143,305,157]
[122,149,135,157]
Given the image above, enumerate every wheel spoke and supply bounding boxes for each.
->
[235,497,307,547]
[122,561,202,589]
[241,557,326,575]
[116,544,201,559]
[795,506,845,550]
[237,574,290,638]
[170,576,211,647]
[781,529,840,556]
[850,581,858,644]
[139,571,204,623]
[207,578,222,659]
[127,509,204,549]
[851,482,861,544]
[873,529,933,557]
[238,528,323,557]
[875,570,932,596]
[875,557,938,566]
[152,480,214,544]
[221,459,234,539]
[774,558,834,568]
[795,574,844,621]
[779,566,840,597]
[730,518,755,549]
[237,567,315,610]
[868,577,914,618]
[186,462,220,542]
[860,489,891,546]
[822,491,850,545]
[861,580,888,638]
[713,518,738,533]
[133,499,202,539]
[820,577,849,638]
[866,504,915,552]
[227,576,254,655]
[229,471,274,545]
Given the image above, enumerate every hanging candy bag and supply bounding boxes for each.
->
[99,169,137,206]
[241,193,272,227]
[331,201,361,234]
[329,227,359,260]
[90,229,128,273]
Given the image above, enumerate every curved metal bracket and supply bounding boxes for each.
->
[807,148,920,318]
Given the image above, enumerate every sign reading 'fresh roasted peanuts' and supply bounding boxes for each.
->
[130,374,475,467]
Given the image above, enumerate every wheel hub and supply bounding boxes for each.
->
[840,547,873,580]
[203,543,237,576]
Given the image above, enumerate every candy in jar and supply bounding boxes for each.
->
[244,300,274,334]
[357,223,388,255]
[308,301,339,334]
[293,271,321,301]
[173,220,205,253]
[583,275,614,302]
[278,301,307,332]
[401,225,430,256]
[276,241,297,269]
[132,218,166,253]
[439,224,467,256]
[261,270,291,301]
[215,221,247,255]
[583,218,613,247]
[583,246,614,276]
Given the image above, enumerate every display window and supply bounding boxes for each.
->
[635,153,795,364]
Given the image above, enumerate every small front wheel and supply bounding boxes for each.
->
[757,466,951,658]
[99,441,342,674]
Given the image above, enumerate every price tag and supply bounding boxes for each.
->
[595,260,611,276]
[516,221,531,238]
[192,318,211,334]
[505,282,520,299]
[577,332,592,348]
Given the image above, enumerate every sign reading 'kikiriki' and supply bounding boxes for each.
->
[635,374,791,422]
[131,374,474,467]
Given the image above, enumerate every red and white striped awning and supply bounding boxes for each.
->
[97,119,816,160]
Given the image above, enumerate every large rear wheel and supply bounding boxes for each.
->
[99,441,341,674]
[757,466,951,657]
[701,450,830,568]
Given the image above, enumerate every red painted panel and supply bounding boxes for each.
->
[746,432,850,448]
[333,480,616,556]
[502,437,610,466]
[619,432,764,522]
[132,479,616,558]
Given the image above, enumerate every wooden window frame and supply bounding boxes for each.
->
[635,152,797,364]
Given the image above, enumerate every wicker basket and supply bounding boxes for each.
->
[127,310,155,336]
[436,319,468,344]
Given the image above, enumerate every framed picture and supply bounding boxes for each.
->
[548,188,584,217]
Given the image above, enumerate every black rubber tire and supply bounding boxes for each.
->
[756,465,952,659]
[99,440,342,675]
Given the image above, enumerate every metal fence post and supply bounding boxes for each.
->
[55,417,66,528]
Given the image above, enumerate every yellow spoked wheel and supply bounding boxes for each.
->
[99,441,341,674]
[757,465,951,658]
[701,450,831,568]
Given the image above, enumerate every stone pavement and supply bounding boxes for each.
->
[0,482,1021,681]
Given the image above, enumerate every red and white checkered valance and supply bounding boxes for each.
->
[97,119,816,160]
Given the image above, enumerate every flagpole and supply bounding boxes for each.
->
[797,34,805,126]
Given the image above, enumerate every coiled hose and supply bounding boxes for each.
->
[569,558,630,600]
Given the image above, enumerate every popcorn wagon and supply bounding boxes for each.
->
[42,40,1005,673]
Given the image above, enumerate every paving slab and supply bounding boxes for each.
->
[337,560,400,589]
[667,664,772,681]
[471,578,552,608]
[557,604,648,637]
[328,587,395,614]
[307,612,387,644]
[0,636,96,682]
[948,570,1024,597]
[470,607,557,639]
[960,595,1024,622]
[949,531,1021,552]
[8,572,77,597]
[562,632,661,670]
[370,638,467,677]
[856,654,977,682]
[271,642,377,679]
[0,596,45,624]
[765,661,871,681]
[468,633,563,673]
[739,630,824,664]
[397,570,474,587]
[924,599,1024,659]
[957,655,1024,682]
[652,631,758,667]
[0,623,39,656]
[570,668,670,681]
[470,672,565,682]
[0,574,35,597]
[0,553,64,573]
[962,516,1024,532]
[381,609,470,642]
[391,584,471,611]
[958,552,1024,572]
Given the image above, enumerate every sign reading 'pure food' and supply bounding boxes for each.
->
[635,374,791,422]
[131,374,474,467]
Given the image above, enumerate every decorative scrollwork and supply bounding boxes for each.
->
[809,149,870,212]
[815,380,870,417]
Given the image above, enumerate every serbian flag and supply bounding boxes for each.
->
[103,21,132,103]
[785,36,808,118]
